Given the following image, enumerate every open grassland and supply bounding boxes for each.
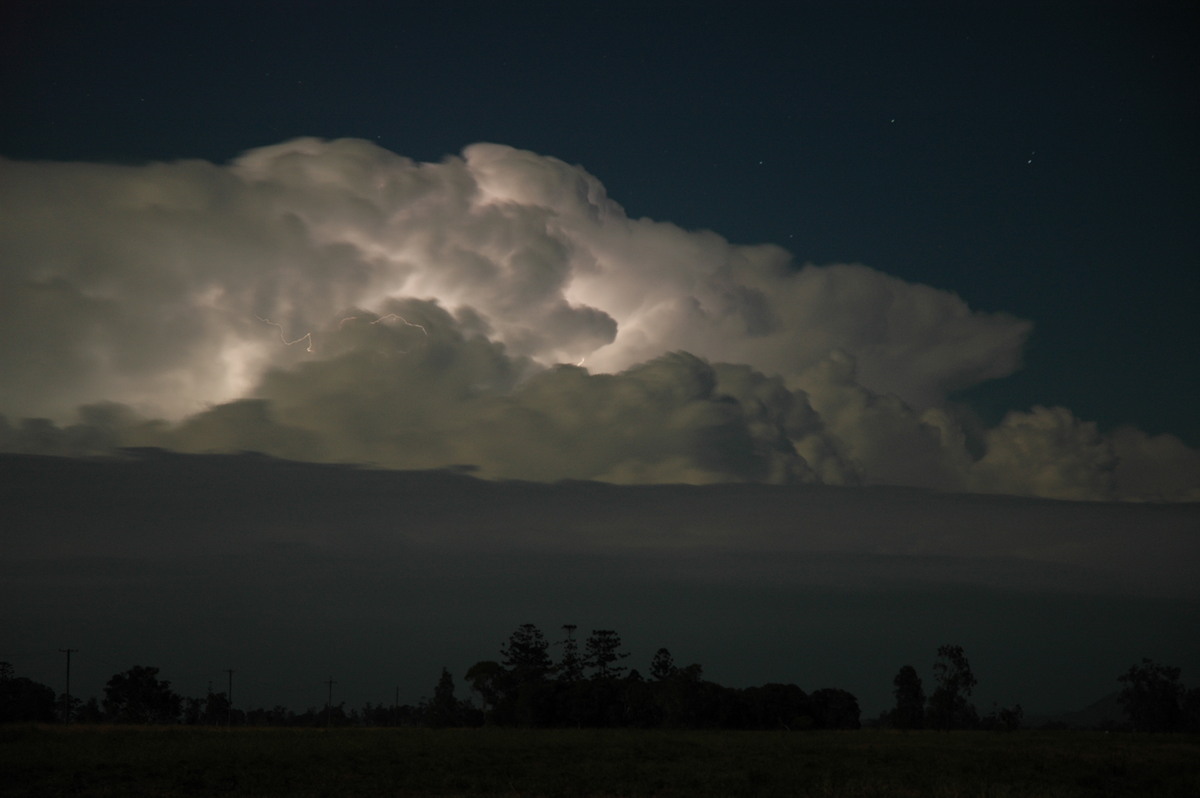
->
[2,725,1198,797]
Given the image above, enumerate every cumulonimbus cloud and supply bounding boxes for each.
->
[0,138,1196,500]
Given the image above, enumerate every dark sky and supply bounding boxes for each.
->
[3,451,1198,718]
[1,1,1198,721]
[2,0,1197,443]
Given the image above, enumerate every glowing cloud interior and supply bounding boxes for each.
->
[0,139,1196,500]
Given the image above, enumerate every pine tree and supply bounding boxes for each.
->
[557,624,584,682]
[501,624,553,683]
[583,629,629,680]
[425,667,460,728]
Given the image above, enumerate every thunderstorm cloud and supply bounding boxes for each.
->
[1,138,1196,500]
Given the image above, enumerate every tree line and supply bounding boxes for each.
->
[880,648,1200,733]
[3,631,1197,732]
[454,624,859,729]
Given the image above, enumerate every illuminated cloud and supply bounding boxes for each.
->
[0,139,1196,499]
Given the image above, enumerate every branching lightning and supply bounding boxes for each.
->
[339,313,428,335]
[375,313,428,335]
[258,312,427,355]
[257,316,315,352]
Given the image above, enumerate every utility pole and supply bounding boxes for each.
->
[324,677,336,727]
[225,669,234,728]
[59,649,77,724]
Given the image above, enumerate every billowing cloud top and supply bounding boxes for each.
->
[1,139,1196,500]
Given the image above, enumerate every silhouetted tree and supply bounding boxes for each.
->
[0,663,58,723]
[650,648,677,682]
[1182,687,1200,733]
[743,683,809,729]
[58,693,82,723]
[465,660,505,719]
[980,702,1023,732]
[423,667,463,728]
[808,687,861,729]
[556,624,584,682]
[498,624,555,725]
[501,624,553,683]
[1118,658,1185,732]
[654,662,704,728]
[456,624,867,730]
[204,691,230,725]
[890,664,925,729]
[243,704,294,726]
[323,702,349,727]
[103,665,182,724]
[183,696,204,725]
[78,697,104,724]
[583,629,629,680]
[621,670,659,727]
[552,629,600,726]
[554,678,591,727]
[359,702,391,727]
[927,645,977,730]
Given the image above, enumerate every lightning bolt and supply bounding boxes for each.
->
[371,313,428,335]
[339,313,428,335]
[257,316,315,352]
[260,312,428,356]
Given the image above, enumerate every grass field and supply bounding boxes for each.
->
[2,725,1198,797]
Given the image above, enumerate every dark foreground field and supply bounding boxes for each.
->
[2,726,1198,797]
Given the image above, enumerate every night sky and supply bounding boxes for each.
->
[1,1,1197,719]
